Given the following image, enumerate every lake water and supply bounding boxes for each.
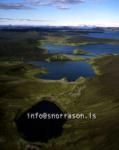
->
[31,31,119,81]
[42,43,119,56]
[15,100,66,142]
[30,61,95,81]
[87,31,119,39]
[43,44,75,54]
[80,44,119,55]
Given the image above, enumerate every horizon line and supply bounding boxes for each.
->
[0,24,119,28]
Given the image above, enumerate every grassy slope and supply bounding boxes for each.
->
[0,55,119,150]
[0,30,50,60]
[41,32,119,46]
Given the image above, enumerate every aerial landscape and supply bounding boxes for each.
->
[0,0,119,150]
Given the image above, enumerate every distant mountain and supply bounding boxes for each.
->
[0,25,119,32]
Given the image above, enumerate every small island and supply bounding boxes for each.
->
[46,54,85,62]
[73,49,89,55]
[46,54,71,61]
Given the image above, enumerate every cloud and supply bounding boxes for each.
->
[26,0,85,9]
[0,0,85,10]
[0,17,53,23]
[0,2,28,10]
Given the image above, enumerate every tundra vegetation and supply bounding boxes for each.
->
[0,28,119,150]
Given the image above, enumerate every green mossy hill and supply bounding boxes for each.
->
[42,32,119,46]
[66,35,119,45]
[0,61,47,81]
[0,30,48,60]
[1,55,119,149]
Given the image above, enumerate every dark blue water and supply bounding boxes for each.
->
[42,44,76,54]
[88,32,119,39]
[42,43,119,56]
[30,61,95,81]
[79,44,119,55]
[32,31,119,81]
[15,100,66,142]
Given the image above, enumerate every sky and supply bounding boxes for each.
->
[0,0,119,27]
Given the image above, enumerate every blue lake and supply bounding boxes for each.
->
[42,43,119,56]
[31,31,119,81]
[80,44,119,55]
[30,61,95,81]
[43,44,75,54]
[87,31,119,39]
